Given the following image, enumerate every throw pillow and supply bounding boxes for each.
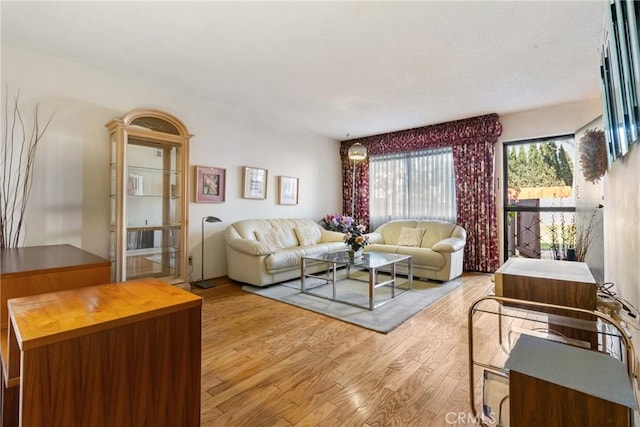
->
[396,227,424,247]
[294,226,319,246]
[254,229,283,251]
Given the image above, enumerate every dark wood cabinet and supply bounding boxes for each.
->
[506,335,635,427]
[495,257,597,347]
[0,244,111,426]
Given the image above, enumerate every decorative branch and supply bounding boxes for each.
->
[1,88,54,248]
[574,207,600,263]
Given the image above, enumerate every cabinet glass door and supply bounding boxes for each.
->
[125,141,182,280]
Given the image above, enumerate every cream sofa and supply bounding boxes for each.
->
[365,219,466,281]
[225,218,348,287]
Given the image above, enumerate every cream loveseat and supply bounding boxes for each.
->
[365,219,466,281]
[225,218,348,287]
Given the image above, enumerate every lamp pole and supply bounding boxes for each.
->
[192,216,222,289]
[351,161,357,217]
[347,142,368,220]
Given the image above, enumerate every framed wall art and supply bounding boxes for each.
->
[278,176,299,205]
[242,166,268,199]
[195,166,226,203]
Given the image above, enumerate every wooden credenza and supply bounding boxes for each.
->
[494,257,597,310]
[494,257,597,347]
[0,244,111,426]
[6,278,202,426]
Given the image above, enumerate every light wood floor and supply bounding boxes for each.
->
[188,272,494,427]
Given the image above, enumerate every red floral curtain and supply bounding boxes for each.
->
[340,113,502,272]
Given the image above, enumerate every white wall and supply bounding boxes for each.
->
[1,43,343,281]
[499,100,604,142]
[574,117,605,283]
[604,142,640,310]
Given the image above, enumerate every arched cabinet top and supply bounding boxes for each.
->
[106,108,192,139]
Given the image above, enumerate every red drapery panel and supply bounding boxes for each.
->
[340,113,502,272]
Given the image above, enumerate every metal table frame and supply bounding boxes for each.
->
[300,251,413,310]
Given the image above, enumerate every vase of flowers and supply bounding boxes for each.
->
[320,213,354,233]
[344,223,369,260]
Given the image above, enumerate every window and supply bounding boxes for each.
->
[369,147,456,230]
[504,135,576,261]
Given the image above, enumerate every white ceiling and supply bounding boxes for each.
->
[1,1,606,140]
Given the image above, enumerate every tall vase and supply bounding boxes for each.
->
[348,248,363,261]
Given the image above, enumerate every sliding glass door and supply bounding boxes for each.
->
[503,135,576,261]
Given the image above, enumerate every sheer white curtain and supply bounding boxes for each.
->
[369,147,456,230]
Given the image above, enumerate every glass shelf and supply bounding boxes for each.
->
[109,224,181,230]
[126,224,181,231]
[127,165,180,174]
[109,193,182,199]
[126,195,182,199]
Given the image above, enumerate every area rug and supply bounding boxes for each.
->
[242,274,464,333]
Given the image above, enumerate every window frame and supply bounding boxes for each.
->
[369,147,456,230]
[502,134,576,262]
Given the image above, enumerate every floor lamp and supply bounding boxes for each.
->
[192,215,222,289]
[348,142,368,218]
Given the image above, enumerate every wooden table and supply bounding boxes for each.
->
[7,278,202,426]
[0,244,111,426]
[301,251,413,311]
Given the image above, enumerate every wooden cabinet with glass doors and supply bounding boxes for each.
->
[106,109,191,283]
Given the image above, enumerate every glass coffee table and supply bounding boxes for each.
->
[300,251,413,310]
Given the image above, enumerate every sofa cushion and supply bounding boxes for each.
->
[395,246,445,268]
[366,243,398,254]
[378,220,419,245]
[255,229,284,251]
[267,219,309,248]
[233,219,274,239]
[265,247,304,271]
[301,244,341,258]
[397,227,424,247]
[294,226,320,246]
[367,244,445,269]
[320,229,347,243]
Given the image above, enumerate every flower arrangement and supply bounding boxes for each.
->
[344,223,369,252]
[320,213,354,233]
